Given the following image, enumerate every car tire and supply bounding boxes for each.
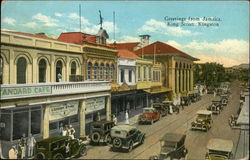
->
[113,138,122,148]
[91,132,101,143]
[53,154,64,160]
[128,141,134,152]
[105,134,112,144]
[78,145,87,156]
[36,152,45,159]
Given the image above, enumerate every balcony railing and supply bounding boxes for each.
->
[0,81,110,100]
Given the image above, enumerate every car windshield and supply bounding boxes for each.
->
[92,124,102,129]
[197,114,207,119]
[209,149,230,158]
[162,141,176,148]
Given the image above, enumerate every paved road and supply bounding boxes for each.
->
[81,82,241,159]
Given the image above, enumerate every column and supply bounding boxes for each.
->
[106,95,111,121]
[191,67,194,91]
[184,69,187,93]
[79,100,86,137]
[32,56,37,83]
[187,69,190,92]
[51,55,55,82]
[176,69,179,94]
[180,69,183,93]
[42,104,50,139]
[9,49,15,83]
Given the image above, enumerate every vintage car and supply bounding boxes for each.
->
[162,101,179,113]
[138,107,161,124]
[149,133,188,160]
[191,110,213,131]
[181,96,191,106]
[188,92,201,103]
[90,120,115,144]
[207,87,215,94]
[205,138,233,160]
[220,94,229,106]
[35,136,87,159]
[152,103,168,117]
[228,114,240,129]
[110,125,145,152]
[207,97,223,114]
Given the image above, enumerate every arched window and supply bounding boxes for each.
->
[17,57,27,84]
[39,59,46,83]
[105,64,109,80]
[71,61,77,75]
[94,63,98,80]
[87,62,92,80]
[100,63,104,80]
[0,57,3,84]
[56,60,63,82]
[110,64,114,80]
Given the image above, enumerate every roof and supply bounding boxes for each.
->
[197,110,212,115]
[57,32,96,44]
[134,41,198,61]
[37,136,70,143]
[111,125,136,132]
[207,138,233,152]
[237,94,249,125]
[96,28,109,38]
[118,49,140,59]
[110,42,140,51]
[160,133,186,142]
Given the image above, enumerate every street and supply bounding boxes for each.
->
[81,81,241,160]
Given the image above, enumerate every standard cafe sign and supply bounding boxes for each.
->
[49,101,78,121]
[1,86,52,99]
[86,97,105,113]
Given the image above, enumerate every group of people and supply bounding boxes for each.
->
[59,124,76,139]
[8,133,36,159]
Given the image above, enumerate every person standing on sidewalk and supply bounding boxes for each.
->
[112,114,117,125]
[125,110,129,124]
[8,145,18,159]
[19,133,27,159]
[27,134,36,157]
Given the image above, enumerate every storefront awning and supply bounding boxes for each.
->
[145,87,172,94]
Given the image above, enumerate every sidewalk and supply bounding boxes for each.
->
[116,108,143,125]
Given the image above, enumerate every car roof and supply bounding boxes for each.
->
[160,133,186,142]
[92,120,114,125]
[207,138,233,152]
[37,136,70,143]
[111,125,137,132]
[197,110,212,115]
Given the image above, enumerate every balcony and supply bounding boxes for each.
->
[0,81,110,100]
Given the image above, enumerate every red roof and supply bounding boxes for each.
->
[57,32,96,45]
[109,42,140,51]
[118,49,140,59]
[134,41,191,57]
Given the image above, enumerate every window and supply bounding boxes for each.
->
[100,63,104,80]
[148,66,151,80]
[110,64,114,80]
[138,66,141,81]
[17,57,27,84]
[13,109,29,140]
[105,64,109,80]
[0,57,3,84]
[31,108,41,135]
[39,59,46,83]
[56,60,63,82]
[129,70,132,82]
[144,66,147,81]
[87,62,92,80]
[94,63,98,80]
[0,112,11,141]
[121,69,125,83]
[71,61,77,75]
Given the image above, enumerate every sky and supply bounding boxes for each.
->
[1,0,249,67]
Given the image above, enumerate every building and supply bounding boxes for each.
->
[0,28,117,157]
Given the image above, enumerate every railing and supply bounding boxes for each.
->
[0,81,110,100]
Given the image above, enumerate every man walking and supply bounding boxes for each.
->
[27,134,36,157]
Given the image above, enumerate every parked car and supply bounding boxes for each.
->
[205,138,233,160]
[188,92,201,103]
[207,97,223,114]
[35,136,87,159]
[152,103,168,117]
[207,87,215,94]
[220,94,229,106]
[191,110,213,131]
[162,101,179,113]
[90,120,115,144]
[110,125,145,152]
[181,96,191,106]
[149,133,188,160]
[138,107,161,124]
[228,114,240,129]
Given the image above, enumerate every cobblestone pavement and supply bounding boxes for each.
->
[80,82,242,159]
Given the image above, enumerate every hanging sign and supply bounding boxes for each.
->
[86,97,105,114]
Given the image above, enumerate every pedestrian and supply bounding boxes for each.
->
[169,104,173,115]
[59,123,64,136]
[8,145,18,159]
[112,114,117,125]
[126,102,130,114]
[213,89,217,97]
[68,125,75,139]
[27,134,36,157]
[125,110,129,125]
[96,112,101,121]
[19,133,27,159]
[57,72,62,82]
[62,126,67,136]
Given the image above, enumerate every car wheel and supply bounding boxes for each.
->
[53,154,64,160]
[36,152,45,159]
[113,138,122,148]
[128,141,134,152]
[91,132,101,143]
[78,145,87,156]
[105,134,112,144]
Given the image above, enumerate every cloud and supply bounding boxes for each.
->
[32,13,58,26]
[22,22,37,28]
[55,12,63,17]
[68,13,90,25]
[166,39,249,67]
[120,35,140,42]
[139,19,199,37]
[3,17,16,26]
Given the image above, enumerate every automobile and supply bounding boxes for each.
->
[188,91,201,103]
[138,107,161,124]
[162,101,179,113]
[220,94,229,106]
[35,136,87,159]
[149,133,188,160]
[191,110,213,131]
[207,87,215,94]
[110,125,145,152]
[205,138,233,160]
[228,114,240,129]
[180,96,191,106]
[207,97,223,114]
[152,102,168,117]
[90,120,115,144]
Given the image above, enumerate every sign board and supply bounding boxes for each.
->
[1,86,52,99]
[49,100,78,121]
[86,97,105,114]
